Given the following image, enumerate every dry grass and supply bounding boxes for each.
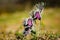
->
[0,7,60,40]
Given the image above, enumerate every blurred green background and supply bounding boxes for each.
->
[0,0,60,36]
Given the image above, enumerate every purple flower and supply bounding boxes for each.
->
[35,11,41,20]
[27,19,33,27]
